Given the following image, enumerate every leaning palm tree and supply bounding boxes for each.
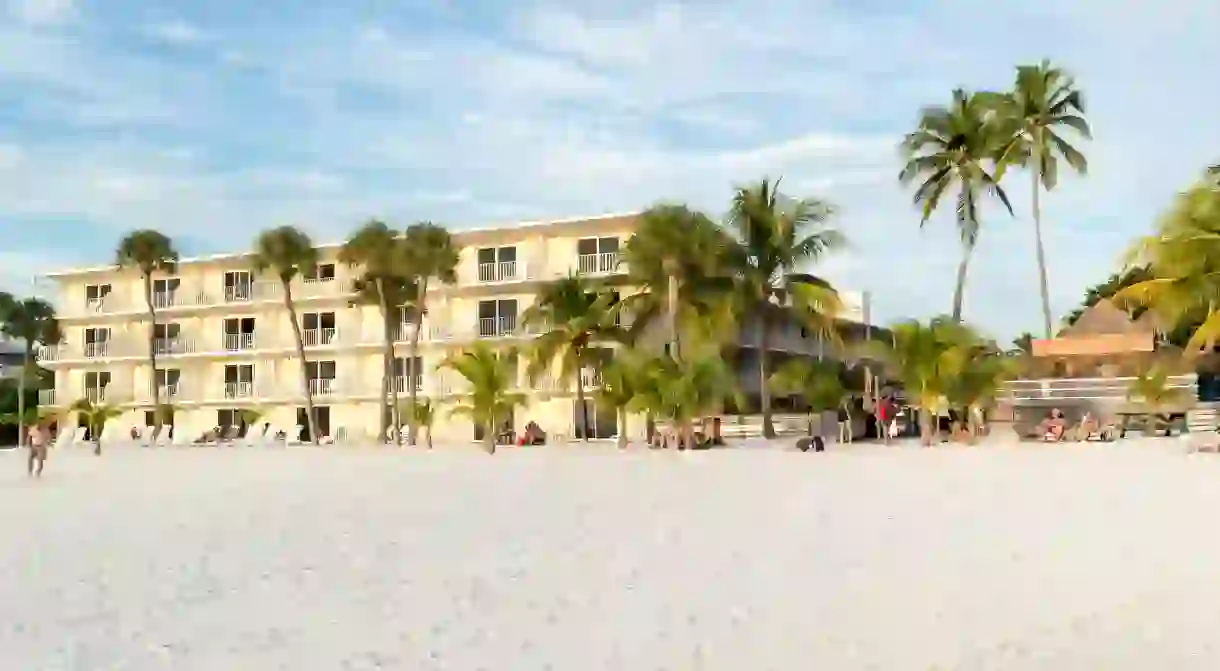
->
[0,297,60,447]
[400,221,459,445]
[252,225,321,445]
[339,220,408,443]
[725,177,846,439]
[69,397,124,455]
[116,230,178,440]
[768,358,848,438]
[900,89,1014,321]
[438,343,527,454]
[522,275,625,442]
[991,61,1091,338]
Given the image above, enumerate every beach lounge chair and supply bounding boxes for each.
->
[172,424,193,446]
[240,423,267,447]
[287,424,305,446]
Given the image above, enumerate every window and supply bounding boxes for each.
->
[393,356,424,392]
[477,299,518,336]
[305,360,336,380]
[84,371,111,402]
[224,364,255,399]
[85,283,112,303]
[302,312,337,346]
[223,317,256,350]
[152,278,180,308]
[476,246,518,281]
[216,408,250,436]
[154,368,181,388]
[223,271,253,301]
[297,406,331,441]
[84,328,111,357]
[304,263,336,281]
[153,323,182,354]
[577,237,620,273]
[574,399,618,439]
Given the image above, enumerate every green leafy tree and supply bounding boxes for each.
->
[1011,332,1034,355]
[900,89,1014,322]
[400,398,436,449]
[1127,367,1189,432]
[768,358,848,437]
[943,342,1013,440]
[991,60,1091,338]
[522,275,624,442]
[69,397,124,455]
[439,343,528,454]
[0,296,60,446]
[725,176,845,438]
[629,353,740,450]
[594,351,648,449]
[116,230,178,440]
[400,222,459,445]
[252,226,321,445]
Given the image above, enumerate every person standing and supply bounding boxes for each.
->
[27,421,48,478]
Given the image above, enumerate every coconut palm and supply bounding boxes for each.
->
[629,353,740,450]
[522,275,625,442]
[354,275,418,444]
[252,225,320,445]
[942,342,1012,441]
[116,230,178,440]
[768,358,848,437]
[69,397,124,455]
[0,297,60,447]
[1112,184,1220,353]
[400,221,459,445]
[400,398,436,449]
[1127,367,1188,433]
[594,350,649,449]
[438,343,527,454]
[621,204,734,357]
[725,177,846,439]
[991,61,1091,338]
[900,89,1014,322]
[339,220,409,443]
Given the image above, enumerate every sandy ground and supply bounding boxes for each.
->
[4,439,1220,669]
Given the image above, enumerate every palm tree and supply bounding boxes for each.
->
[725,177,846,439]
[768,358,847,437]
[69,397,124,455]
[0,297,60,447]
[116,230,178,440]
[252,226,321,445]
[522,275,624,442]
[900,89,1014,321]
[1011,332,1034,355]
[1112,184,1220,353]
[629,352,740,450]
[991,61,1091,338]
[943,341,1012,441]
[400,398,436,449]
[438,343,527,454]
[595,352,646,449]
[400,222,459,445]
[339,220,408,443]
[1127,367,1188,434]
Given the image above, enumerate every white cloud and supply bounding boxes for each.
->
[143,20,210,46]
[9,0,73,26]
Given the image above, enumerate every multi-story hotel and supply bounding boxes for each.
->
[37,212,874,443]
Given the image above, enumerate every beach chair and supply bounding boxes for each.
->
[172,424,193,446]
[242,423,267,447]
[286,424,305,446]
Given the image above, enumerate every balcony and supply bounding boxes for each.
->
[478,315,518,338]
[84,387,108,403]
[83,294,124,314]
[38,389,58,406]
[580,369,602,389]
[35,345,60,362]
[477,260,520,283]
[389,375,424,394]
[223,333,256,351]
[84,341,111,358]
[308,378,337,397]
[223,284,256,303]
[224,381,256,400]
[154,337,196,356]
[578,252,620,275]
[302,328,338,347]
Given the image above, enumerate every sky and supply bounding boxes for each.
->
[0,0,1217,340]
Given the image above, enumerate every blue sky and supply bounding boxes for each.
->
[0,0,1217,340]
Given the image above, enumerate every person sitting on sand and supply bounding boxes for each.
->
[1037,408,1067,441]
[1074,412,1098,441]
[517,421,546,446]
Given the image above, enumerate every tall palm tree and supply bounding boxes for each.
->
[339,220,408,443]
[768,358,847,437]
[521,275,624,441]
[438,343,527,454]
[400,221,459,446]
[992,60,1091,338]
[900,89,1014,321]
[0,296,60,447]
[115,230,177,440]
[725,177,846,439]
[350,274,417,443]
[252,226,320,445]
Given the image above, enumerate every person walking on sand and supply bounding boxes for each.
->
[27,421,48,478]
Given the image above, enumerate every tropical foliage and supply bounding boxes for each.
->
[400,398,436,449]
[69,397,124,455]
[1127,367,1188,432]
[438,343,527,454]
[399,222,459,445]
[0,296,60,446]
[768,358,848,436]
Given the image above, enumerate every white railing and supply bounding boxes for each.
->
[478,315,517,338]
[578,252,619,274]
[35,346,59,362]
[389,375,424,394]
[85,296,116,313]
[477,260,518,282]
[223,284,254,303]
[224,381,254,399]
[1003,375,1198,401]
[148,382,180,401]
[302,328,338,347]
[153,337,194,355]
[308,378,335,396]
[84,341,111,358]
[152,291,177,309]
[84,387,107,403]
[224,333,256,351]
[38,389,56,406]
[299,274,339,297]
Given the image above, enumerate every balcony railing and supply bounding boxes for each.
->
[84,387,108,403]
[224,333,256,351]
[84,341,111,358]
[302,328,338,347]
[223,284,255,303]
[224,381,255,399]
[478,315,518,338]
[477,260,519,283]
[390,375,424,394]
[578,252,620,274]
[152,291,178,309]
[153,337,195,355]
[1003,375,1198,402]
[149,382,180,400]
[84,295,120,313]
[36,346,59,362]
[308,378,336,396]
[580,369,602,389]
[38,389,57,406]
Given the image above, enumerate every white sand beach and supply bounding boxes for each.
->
[5,440,1220,669]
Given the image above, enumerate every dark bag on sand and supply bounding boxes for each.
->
[797,436,825,452]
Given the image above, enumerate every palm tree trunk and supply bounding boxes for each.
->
[143,274,161,443]
[17,347,29,447]
[374,278,393,445]
[616,408,627,449]
[407,280,427,446]
[666,272,680,359]
[284,284,320,445]
[484,418,496,454]
[576,368,590,441]
[919,409,933,446]
[759,313,775,439]
[1032,138,1053,339]
[951,248,972,322]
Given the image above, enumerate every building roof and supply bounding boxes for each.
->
[1059,299,1151,337]
[44,211,643,279]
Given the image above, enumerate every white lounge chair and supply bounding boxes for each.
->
[242,424,267,447]
[172,424,193,446]
[287,424,306,446]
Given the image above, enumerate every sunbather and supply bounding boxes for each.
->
[1037,409,1067,441]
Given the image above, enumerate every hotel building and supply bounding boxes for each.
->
[37,212,873,443]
